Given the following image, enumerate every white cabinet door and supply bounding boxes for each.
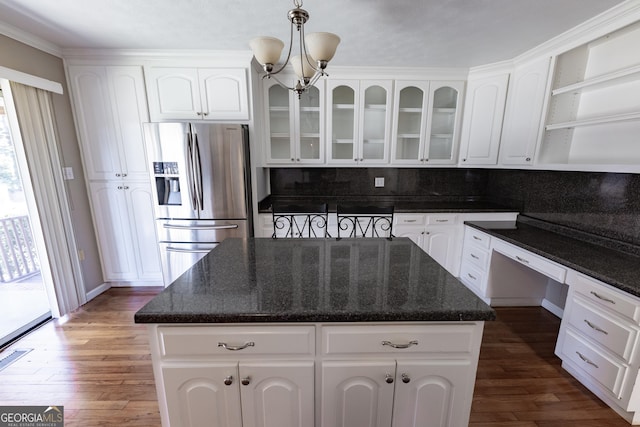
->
[68,66,121,180]
[125,182,162,280]
[145,67,202,121]
[327,80,360,165]
[392,360,474,427]
[458,73,509,165]
[423,226,458,275]
[425,81,464,165]
[321,360,395,427]
[240,361,315,427]
[199,68,249,120]
[391,81,430,165]
[499,57,551,166]
[162,363,243,427]
[359,80,392,164]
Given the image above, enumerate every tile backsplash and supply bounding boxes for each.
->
[270,167,640,246]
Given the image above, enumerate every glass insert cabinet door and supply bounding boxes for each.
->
[392,81,463,165]
[327,79,392,165]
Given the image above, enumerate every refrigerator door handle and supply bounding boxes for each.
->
[193,131,204,211]
[165,246,213,254]
[185,127,198,211]
[162,223,239,230]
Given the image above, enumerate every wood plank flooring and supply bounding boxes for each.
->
[0,288,632,426]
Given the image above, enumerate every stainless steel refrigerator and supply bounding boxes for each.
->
[143,122,252,286]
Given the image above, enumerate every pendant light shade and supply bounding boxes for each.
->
[291,55,315,80]
[305,32,340,62]
[249,37,285,66]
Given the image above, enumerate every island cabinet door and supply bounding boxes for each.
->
[391,359,474,427]
[321,360,396,427]
[239,361,315,427]
[161,363,242,427]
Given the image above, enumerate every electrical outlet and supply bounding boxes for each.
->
[63,166,74,180]
[374,177,384,188]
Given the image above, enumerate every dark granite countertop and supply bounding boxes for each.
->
[465,216,640,297]
[135,238,495,324]
[258,195,517,214]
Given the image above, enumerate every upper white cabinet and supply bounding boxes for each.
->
[538,21,640,172]
[458,72,509,165]
[326,79,393,165]
[499,57,551,166]
[391,81,464,165]
[264,77,325,165]
[68,65,150,181]
[145,67,249,121]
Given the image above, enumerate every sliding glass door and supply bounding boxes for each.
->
[0,89,51,348]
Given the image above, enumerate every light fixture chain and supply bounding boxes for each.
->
[294,0,303,8]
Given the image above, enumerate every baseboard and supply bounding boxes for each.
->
[541,298,564,319]
[85,282,111,302]
[488,297,543,307]
[108,280,164,287]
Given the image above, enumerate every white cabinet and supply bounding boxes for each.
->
[68,65,150,181]
[499,57,551,166]
[538,21,640,172]
[327,80,393,165]
[458,73,509,165]
[391,81,464,165]
[89,181,162,282]
[145,67,249,121]
[263,78,325,165]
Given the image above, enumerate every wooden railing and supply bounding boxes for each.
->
[0,215,40,283]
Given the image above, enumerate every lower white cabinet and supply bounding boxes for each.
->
[89,181,162,282]
[148,322,485,427]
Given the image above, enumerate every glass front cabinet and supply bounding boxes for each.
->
[391,81,464,165]
[326,80,393,165]
[264,77,325,165]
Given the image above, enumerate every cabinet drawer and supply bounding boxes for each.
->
[561,328,628,398]
[459,263,485,294]
[426,214,457,225]
[569,271,640,323]
[322,324,477,355]
[464,227,491,250]
[492,240,566,283]
[568,296,639,362]
[462,244,489,270]
[394,214,426,226]
[158,325,315,358]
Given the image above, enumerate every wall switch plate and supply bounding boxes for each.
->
[375,177,384,187]
[63,166,74,180]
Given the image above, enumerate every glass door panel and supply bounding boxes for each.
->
[428,86,458,161]
[268,85,292,160]
[395,86,424,160]
[362,86,387,161]
[331,85,355,161]
[298,86,321,161]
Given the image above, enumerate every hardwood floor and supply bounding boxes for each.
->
[0,288,632,426]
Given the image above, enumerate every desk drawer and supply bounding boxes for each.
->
[464,227,491,250]
[462,244,489,271]
[568,296,639,362]
[459,263,485,294]
[561,328,628,398]
[322,325,477,355]
[158,325,315,358]
[569,271,640,324]
[492,240,566,283]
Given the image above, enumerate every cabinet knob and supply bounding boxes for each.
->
[360,158,364,161]
[117,186,123,190]
[224,376,233,386]
[197,112,203,116]
[203,112,209,117]
[122,173,127,177]
[385,374,394,384]
[241,377,251,386]
[401,373,410,383]
[296,158,300,162]
[462,158,467,162]
[525,157,531,162]
[425,158,429,162]
[115,173,121,177]
[354,159,358,162]
[291,158,295,162]
[123,186,129,190]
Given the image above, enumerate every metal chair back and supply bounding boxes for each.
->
[336,205,394,239]
[272,203,329,238]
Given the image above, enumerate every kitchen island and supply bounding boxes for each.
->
[135,237,494,427]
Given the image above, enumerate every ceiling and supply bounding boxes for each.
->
[0,0,627,68]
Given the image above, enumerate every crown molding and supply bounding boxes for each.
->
[62,48,253,64]
[0,20,62,57]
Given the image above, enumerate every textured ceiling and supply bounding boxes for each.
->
[0,0,627,67]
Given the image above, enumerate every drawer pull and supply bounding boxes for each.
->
[218,341,255,351]
[467,273,477,280]
[385,374,394,384]
[584,319,608,335]
[224,376,233,386]
[381,340,419,349]
[435,219,448,223]
[241,377,251,386]
[472,236,482,241]
[590,291,616,305]
[470,253,479,260]
[404,219,417,223]
[576,351,599,369]
[515,256,529,264]
[401,373,411,383]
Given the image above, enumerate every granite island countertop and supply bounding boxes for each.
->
[134,237,495,324]
[465,216,640,298]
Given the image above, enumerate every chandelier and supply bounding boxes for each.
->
[250,0,340,98]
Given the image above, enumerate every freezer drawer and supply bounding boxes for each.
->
[159,242,218,286]
[156,219,248,243]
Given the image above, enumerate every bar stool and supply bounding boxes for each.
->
[271,203,330,238]
[336,205,394,239]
